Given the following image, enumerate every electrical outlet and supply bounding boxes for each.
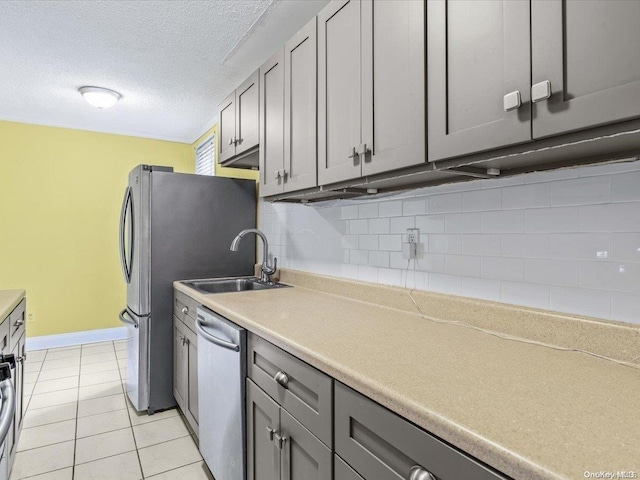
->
[406,228,420,244]
[27,313,35,323]
[403,228,420,260]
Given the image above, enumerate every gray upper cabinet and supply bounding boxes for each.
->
[219,91,237,164]
[236,70,260,156]
[259,49,286,198]
[284,17,318,193]
[428,0,532,162]
[531,0,640,138]
[218,69,260,165]
[360,0,426,176]
[318,0,363,185]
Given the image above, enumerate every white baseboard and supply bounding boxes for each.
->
[26,326,127,351]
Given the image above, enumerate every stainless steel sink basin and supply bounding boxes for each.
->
[182,277,290,295]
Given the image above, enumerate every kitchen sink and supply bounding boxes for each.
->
[182,277,290,294]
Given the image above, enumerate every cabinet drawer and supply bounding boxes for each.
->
[247,333,333,447]
[335,382,509,480]
[9,299,26,349]
[0,310,11,354]
[335,455,363,480]
[173,290,198,333]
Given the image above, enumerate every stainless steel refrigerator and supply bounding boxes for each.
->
[118,165,256,413]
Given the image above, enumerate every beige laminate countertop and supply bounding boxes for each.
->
[0,289,25,320]
[174,273,640,480]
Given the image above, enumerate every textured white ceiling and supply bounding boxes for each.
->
[0,0,329,143]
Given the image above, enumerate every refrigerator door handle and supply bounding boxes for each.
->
[119,186,133,283]
[119,308,139,329]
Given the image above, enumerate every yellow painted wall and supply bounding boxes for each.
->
[0,120,194,337]
[192,124,259,181]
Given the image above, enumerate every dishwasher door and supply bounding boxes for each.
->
[196,307,247,480]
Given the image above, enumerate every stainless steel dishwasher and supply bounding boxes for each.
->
[196,307,246,480]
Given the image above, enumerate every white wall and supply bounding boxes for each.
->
[259,159,640,324]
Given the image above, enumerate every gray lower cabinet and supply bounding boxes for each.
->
[247,379,332,480]
[172,314,199,437]
[531,0,640,138]
[335,382,508,480]
[318,0,426,185]
[259,17,317,197]
[247,333,333,447]
[335,455,363,480]
[427,0,532,161]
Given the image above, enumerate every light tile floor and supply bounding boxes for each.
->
[12,341,213,480]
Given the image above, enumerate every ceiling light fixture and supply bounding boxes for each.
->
[78,86,121,109]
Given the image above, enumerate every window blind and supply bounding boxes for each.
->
[195,135,215,176]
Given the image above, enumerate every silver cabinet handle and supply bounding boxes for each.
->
[347,146,357,159]
[409,465,436,480]
[229,137,235,145]
[503,90,522,111]
[196,318,240,352]
[181,306,189,315]
[275,170,281,180]
[532,80,552,103]
[17,355,26,364]
[13,318,24,328]
[0,379,16,446]
[266,426,275,441]
[274,370,289,388]
[274,432,287,449]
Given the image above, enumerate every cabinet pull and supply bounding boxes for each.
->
[409,465,436,480]
[503,90,522,111]
[266,426,276,442]
[274,370,289,388]
[532,80,552,103]
[274,432,287,449]
[181,306,189,315]
[17,355,26,364]
[275,170,281,180]
[347,146,357,159]
[229,137,235,145]
[13,319,24,328]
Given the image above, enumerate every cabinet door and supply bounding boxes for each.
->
[172,316,187,410]
[318,0,363,185]
[284,17,318,193]
[184,325,199,434]
[219,91,237,163]
[247,379,281,480]
[531,0,640,138]
[335,455,364,480]
[361,0,426,176]
[259,49,286,198]
[236,69,260,156]
[427,0,531,161]
[280,409,332,480]
[9,335,24,462]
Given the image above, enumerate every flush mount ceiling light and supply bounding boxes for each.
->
[78,86,121,109]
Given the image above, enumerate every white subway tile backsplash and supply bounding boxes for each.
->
[549,233,610,261]
[501,234,550,258]
[481,257,525,281]
[610,233,640,262]
[549,287,611,319]
[445,255,482,277]
[580,202,640,232]
[359,203,379,219]
[501,183,551,210]
[610,292,640,324]
[368,218,390,234]
[462,234,501,256]
[429,193,462,213]
[525,207,581,233]
[524,259,580,287]
[481,210,525,233]
[415,215,445,233]
[462,189,501,212]
[611,171,640,202]
[403,198,427,215]
[551,177,611,206]
[378,200,403,217]
[259,159,640,323]
[445,212,482,233]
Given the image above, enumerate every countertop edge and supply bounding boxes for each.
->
[0,289,26,321]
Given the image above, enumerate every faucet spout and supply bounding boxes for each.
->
[229,228,277,283]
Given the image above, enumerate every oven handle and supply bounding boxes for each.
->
[196,317,240,352]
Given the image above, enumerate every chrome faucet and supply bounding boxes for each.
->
[230,228,277,283]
